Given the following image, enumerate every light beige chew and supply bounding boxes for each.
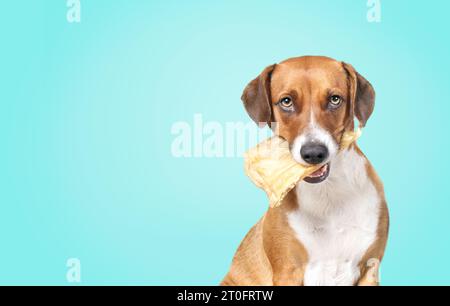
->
[244,128,362,208]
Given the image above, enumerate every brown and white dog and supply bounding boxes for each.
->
[222,56,389,286]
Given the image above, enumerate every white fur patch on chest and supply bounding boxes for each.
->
[287,149,380,286]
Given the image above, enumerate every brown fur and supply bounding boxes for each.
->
[222,56,389,286]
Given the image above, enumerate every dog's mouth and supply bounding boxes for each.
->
[303,163,330,184]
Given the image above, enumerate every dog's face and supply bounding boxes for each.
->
[242,56,375,184]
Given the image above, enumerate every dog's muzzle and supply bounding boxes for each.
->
[300,142,331,184]
[300,142,329,165]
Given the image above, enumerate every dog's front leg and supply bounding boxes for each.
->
[357,258,381,286]
[272,266,304,286]
[265,242,305,286]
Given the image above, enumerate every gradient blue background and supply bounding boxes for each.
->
[1,0,449,285]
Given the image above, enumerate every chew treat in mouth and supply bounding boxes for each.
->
[244,128,362,208]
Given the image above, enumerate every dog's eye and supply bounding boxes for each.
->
[329,95,342,108]
[279,97,294,111]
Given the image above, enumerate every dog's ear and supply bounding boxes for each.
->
[342,63,376,127]
[241,64,276,127]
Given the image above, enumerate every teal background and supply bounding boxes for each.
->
[0,0,449,285]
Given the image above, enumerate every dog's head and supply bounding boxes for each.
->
[242,56,375,184]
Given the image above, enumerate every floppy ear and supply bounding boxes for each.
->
[241,64,276,127]
[342,63,376,127]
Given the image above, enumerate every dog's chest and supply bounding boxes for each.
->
[287,150,381,286]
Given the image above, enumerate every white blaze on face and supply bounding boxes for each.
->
[291,110,338,166]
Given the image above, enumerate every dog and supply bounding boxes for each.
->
[222,56,389,286]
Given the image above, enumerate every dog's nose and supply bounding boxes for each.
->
[300,143,329,165]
